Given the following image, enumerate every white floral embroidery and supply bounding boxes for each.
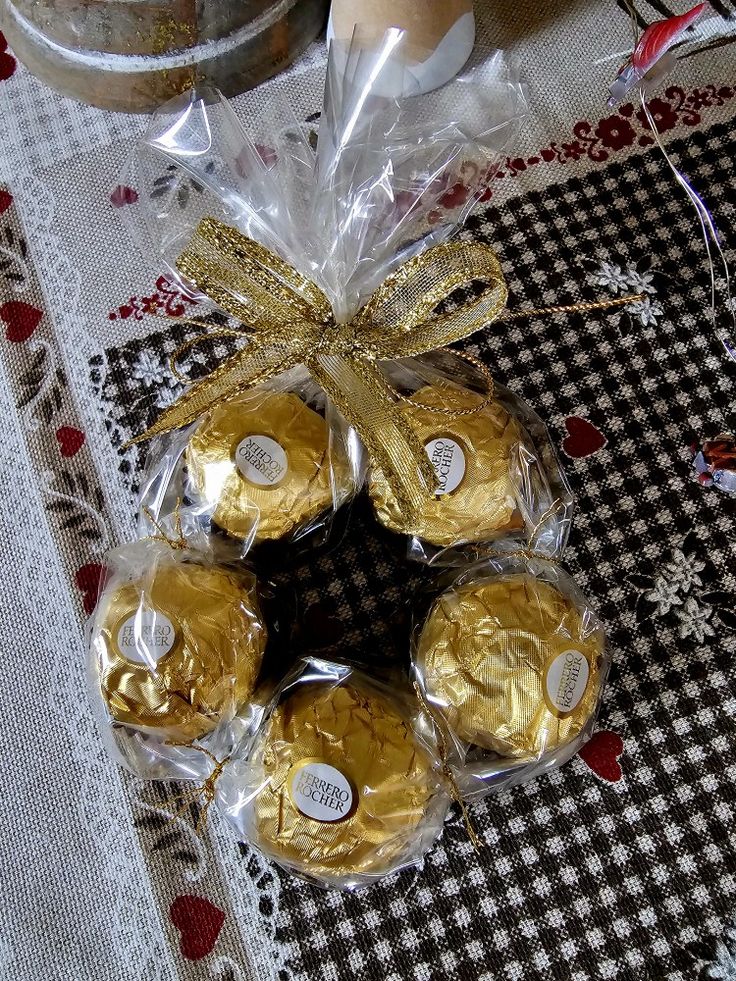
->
[663,548,705,594]
[707,924,736,980]
[644,576,683,617]
[625,268,657,294]
[132,351,166,387]
[588,261,630,294]
[628,297,664,326]
[676,596,716,642]
[155,381,185,409]
[589,261,658,297]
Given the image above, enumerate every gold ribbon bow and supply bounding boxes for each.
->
[131,217,508,514]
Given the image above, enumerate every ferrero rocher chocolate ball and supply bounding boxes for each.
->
[93,561,266,742]
[185,391,354,542]
[249,683,438,882]
[416,574,604,758]
[368,385,524,546]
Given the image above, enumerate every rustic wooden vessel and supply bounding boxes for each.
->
[0,0,328,111]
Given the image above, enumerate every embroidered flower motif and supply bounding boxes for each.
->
[628,297,664,326]
[628,532,734,634]
[588,262,630,294]
[140,295,162,316]
[663,548,705,594]
[133,351,166,387]
[637,96,679,134]
[624,268,657,294]
[559,141,586,160]
[156,381,185,409]
[676,596,715,642]
[594,114,637,150]
[590,260,659,302]
[707,924,736,980]
[644,576,683,617]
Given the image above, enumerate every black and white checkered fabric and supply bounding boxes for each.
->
[93,118,736,980]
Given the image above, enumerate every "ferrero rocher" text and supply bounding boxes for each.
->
[237,437,286,484]
[555,650,586,711]
[429,438,462,494]
[120,623,172,649]
[293,770,351,814]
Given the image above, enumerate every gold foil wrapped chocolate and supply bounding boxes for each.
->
[248,681,440,884]
[368,385,525,547]
[92,560,266,742]
[185,391,355,542]
[416,574,604,759]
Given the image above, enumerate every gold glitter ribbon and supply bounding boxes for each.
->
[128,217,508,516]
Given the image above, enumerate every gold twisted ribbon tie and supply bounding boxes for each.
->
[128,217,509,516]
[165,743,230,835]
[142,498,188,550]
[412,679,482,850]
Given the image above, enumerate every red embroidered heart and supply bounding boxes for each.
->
[56,426,85,458]
[74,562,107,615]
[0,51,16,82]
[110,185,138,207]
[439,182,470,209]
[1,301,43,342]
[578,730,624,782]
[0,189,12,214]
[170,895,225,961]
[562,416,607,459]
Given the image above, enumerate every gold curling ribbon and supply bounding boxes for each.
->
[413,679,482,851]
[141,498,188,550]
[165,743,230,834]
[128,217,509,516]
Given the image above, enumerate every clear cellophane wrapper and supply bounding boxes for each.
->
[120,32,528,540]
[369,350,573,563]
[136,366,364,562]
[86,537,269,781]
[411,554,610,801]
[214,657,451,891]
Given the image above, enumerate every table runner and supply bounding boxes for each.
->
[1,2,735,979]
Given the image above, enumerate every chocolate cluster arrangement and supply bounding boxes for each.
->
[89,40,613,890]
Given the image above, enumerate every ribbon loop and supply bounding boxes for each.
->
[131,217,509,513]
[357,239,507,353]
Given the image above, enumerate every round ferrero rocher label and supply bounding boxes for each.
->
[235,434,288,488]
[424,436,466,495]
[543,649,591,718]
[287,760,354,822]
[114,608,178,665]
